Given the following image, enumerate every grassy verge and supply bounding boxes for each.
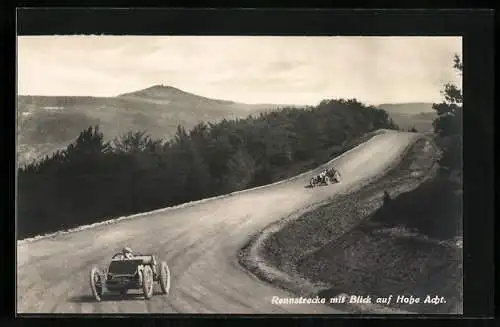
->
[239,135,462,314]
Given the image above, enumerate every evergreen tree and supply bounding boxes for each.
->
[432,54,463,174]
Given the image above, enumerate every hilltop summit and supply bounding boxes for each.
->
[117,84,236,105]
[17,85,282,166]
[118,84,188,98]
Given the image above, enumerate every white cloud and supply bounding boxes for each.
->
[17,36,462,105]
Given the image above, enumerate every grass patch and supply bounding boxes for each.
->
[373,177,462,240]
[312,231,461,313]
[242,135,463,314]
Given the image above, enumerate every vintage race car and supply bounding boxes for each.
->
[310,173,330,187]
[309,168,341,187]
[89,252,171,301]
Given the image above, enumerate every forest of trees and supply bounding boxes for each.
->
[18,98,399,238]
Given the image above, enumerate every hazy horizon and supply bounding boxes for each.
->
[16,84,444,107]
[17,36,462,106]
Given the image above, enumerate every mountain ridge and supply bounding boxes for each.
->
[16,85,286,165]
[17,85,438,165]
[377,102,437,132]
[117,84,238,105]
[377,102,435,114]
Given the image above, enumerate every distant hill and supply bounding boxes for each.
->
[377,102,434,115]
[17,85,288,166]
[16,88,437,165]
[377,102,437,132]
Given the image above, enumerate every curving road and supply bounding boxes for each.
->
[17,130,418,314]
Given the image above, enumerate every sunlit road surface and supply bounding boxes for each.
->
[17,130,417,314]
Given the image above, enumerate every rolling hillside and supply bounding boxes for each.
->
[17,87,438,166]
[17,85,283,165]
[377,103,437,132]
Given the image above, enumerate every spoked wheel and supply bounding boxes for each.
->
[333,172,341,183]
[159,261,171,295]
[89,267,104,301]
[324,176,330,185]
[310,178,316,187]
[142,266,154,300]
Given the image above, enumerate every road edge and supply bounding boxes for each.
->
[17,130,392,245]
[238,133,422,314]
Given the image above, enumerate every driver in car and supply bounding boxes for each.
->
[122,247,134,259]
[319,169,327,180]
[121,247,158,276]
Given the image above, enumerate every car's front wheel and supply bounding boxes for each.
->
[142,266,154,300]
[159,261,171,295]
[89,267,104,301]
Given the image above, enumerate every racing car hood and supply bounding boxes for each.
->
[108,260,142,275]
[131,255,154,265]
[108,255,155,275]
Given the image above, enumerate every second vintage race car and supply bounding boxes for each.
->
[89,250,171,301]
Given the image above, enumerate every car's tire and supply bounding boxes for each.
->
[333,172,340,183]
[310,178,316,187]
[159,261,171,295]
[324,176,330,185]
[90,267,104,301]
[142,266,154,300]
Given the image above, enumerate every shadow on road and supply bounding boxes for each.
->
[69,290,165,303]
[304,182,340,189]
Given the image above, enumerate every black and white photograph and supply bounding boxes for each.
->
[16,35,463,314]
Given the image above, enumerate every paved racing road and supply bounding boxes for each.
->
[17,130,417,314]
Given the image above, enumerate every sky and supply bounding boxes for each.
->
[17,36,462,106]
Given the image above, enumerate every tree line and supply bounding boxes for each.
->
[18,98,399,239]
[432,54,462,178]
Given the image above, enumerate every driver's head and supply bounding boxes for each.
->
[122,247,133,258]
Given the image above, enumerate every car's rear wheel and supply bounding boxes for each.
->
[142,266,154,300]
[159,261,171,295]
[89,267,103,301]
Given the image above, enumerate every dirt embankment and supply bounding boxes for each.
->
[239,136,462,314]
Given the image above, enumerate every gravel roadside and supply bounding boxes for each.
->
[239,135,462,314]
